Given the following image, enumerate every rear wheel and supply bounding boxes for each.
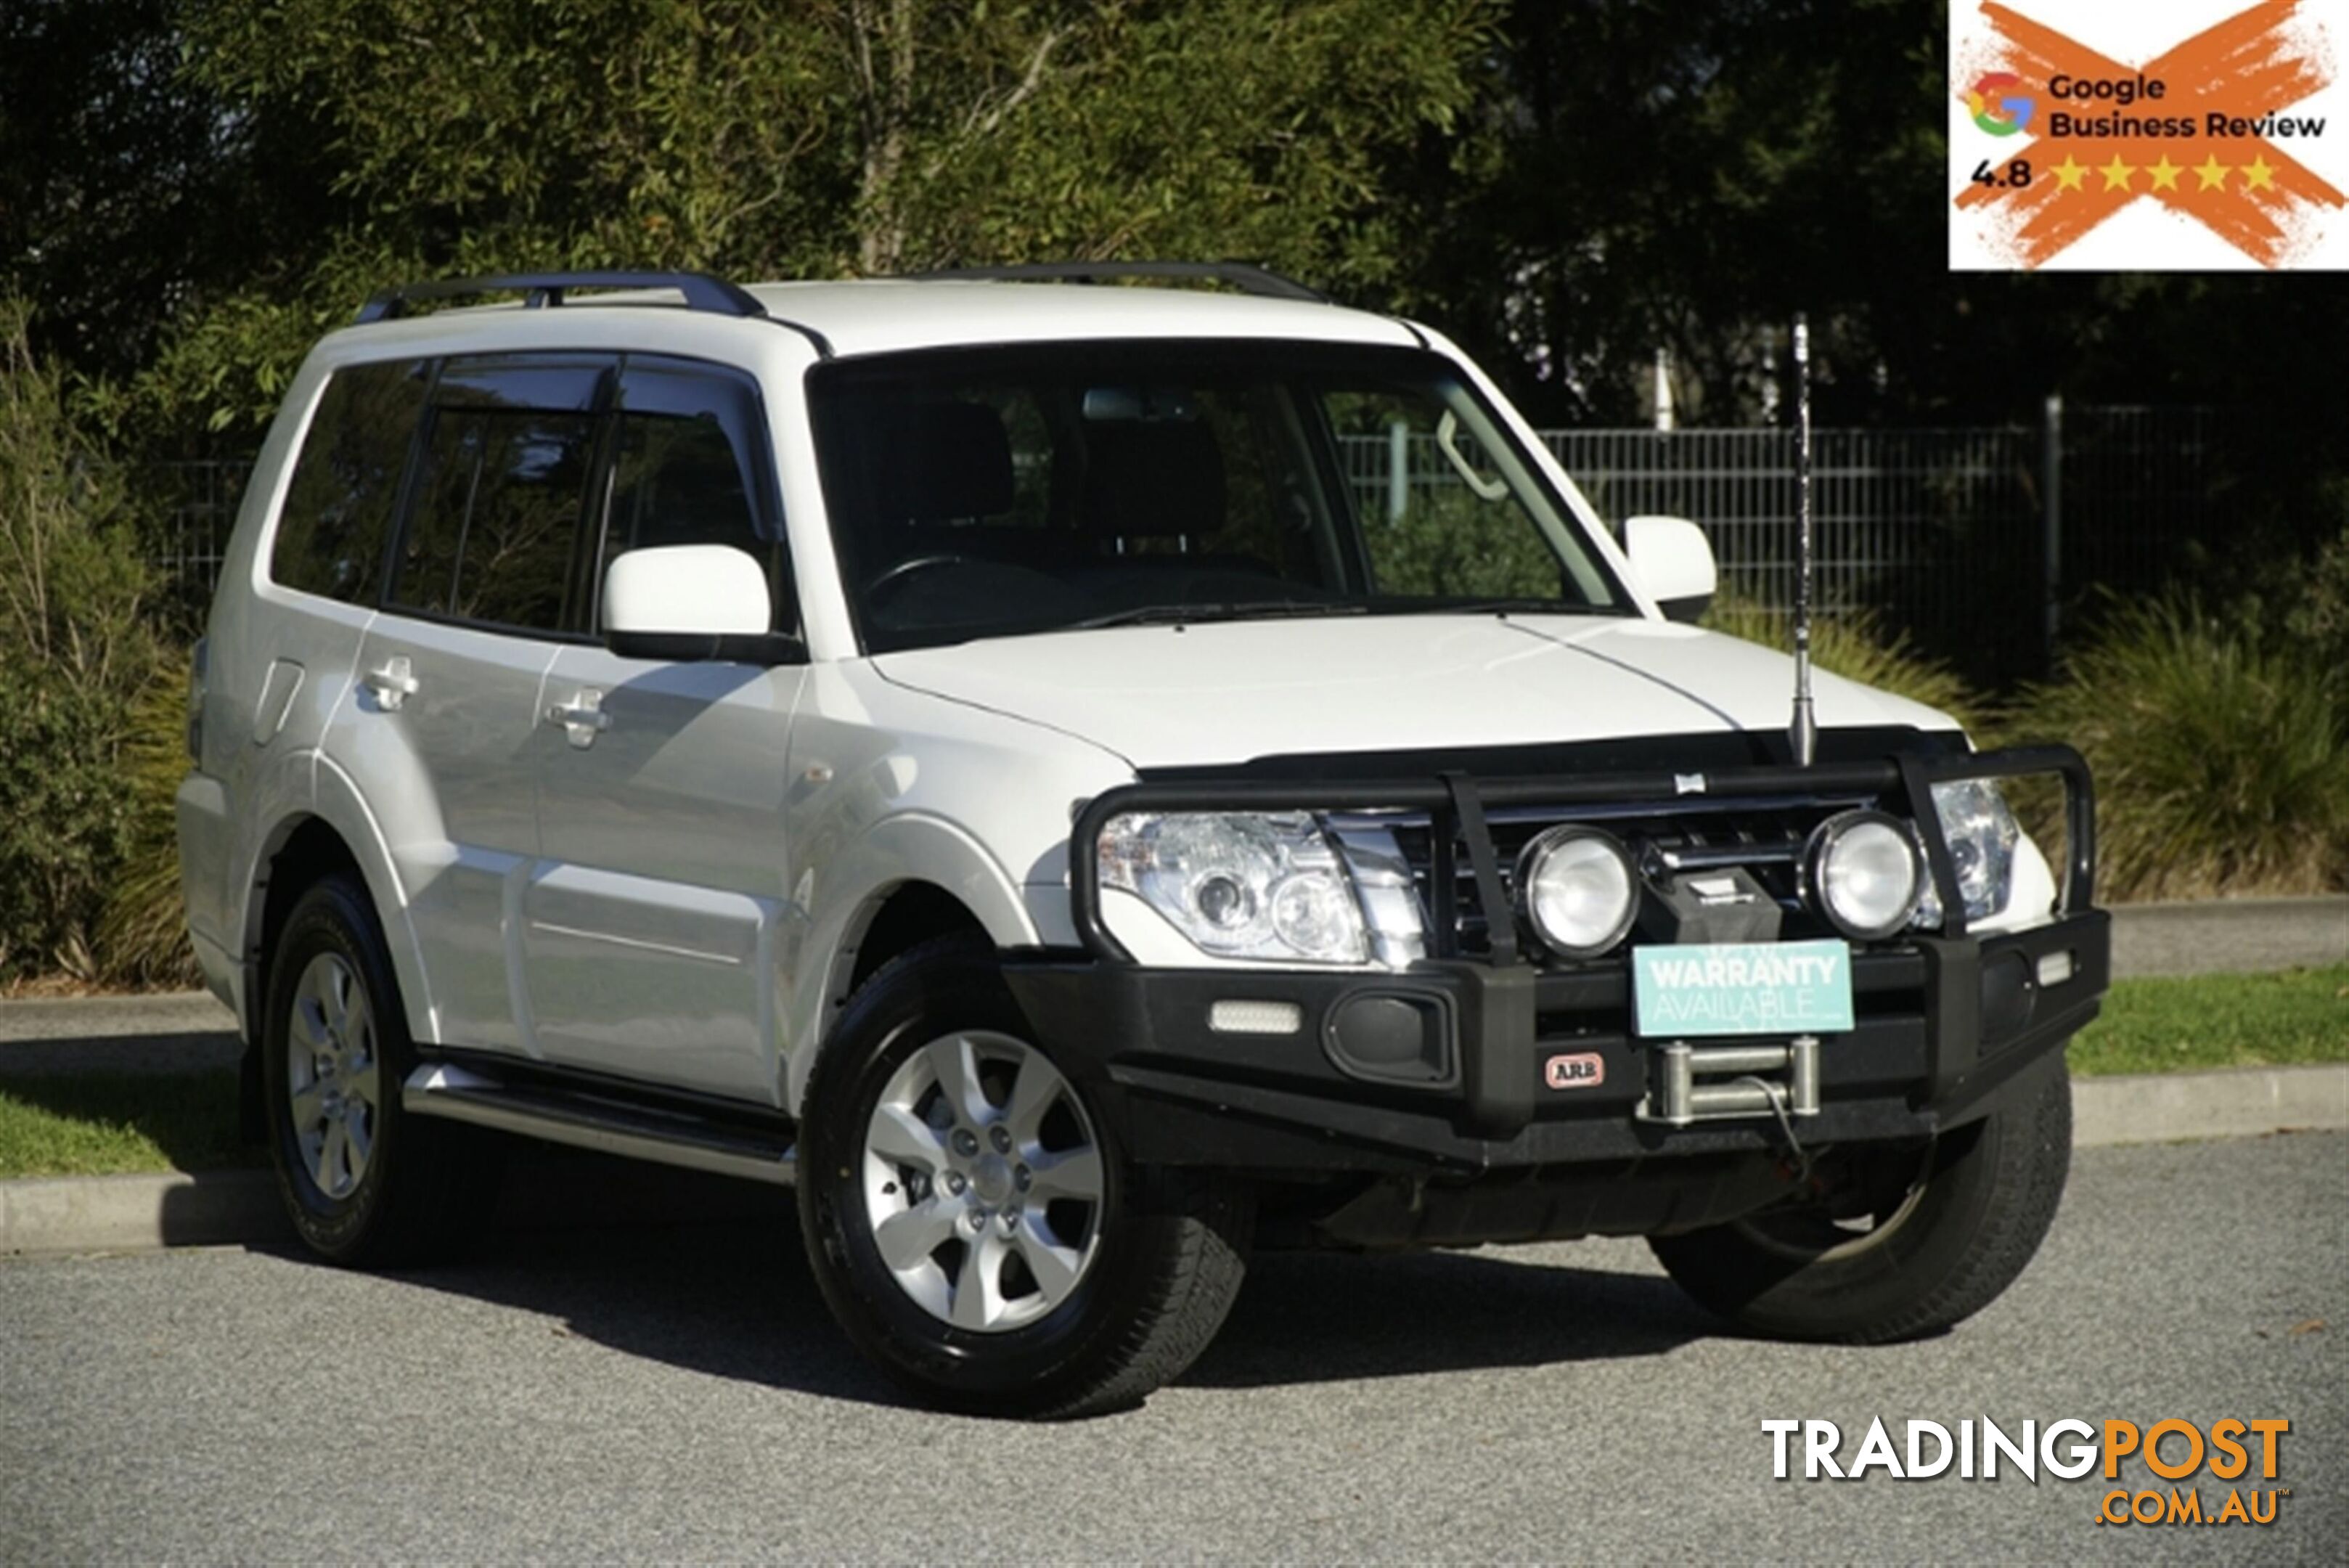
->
[261,873,498,1267]
[1649,1054,2072,1342]
[798,939,1251,1418]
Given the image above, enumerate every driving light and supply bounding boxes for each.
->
[1912,778,2023,928]
[1516,826,1638,958]
[1805,809,1924,942]
[1098,812,1369,963]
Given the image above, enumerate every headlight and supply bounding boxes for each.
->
[1516,827,1638,957]
[1805,809,1924,942]
[1098,812,1368,963]
[1913,778,2022,928]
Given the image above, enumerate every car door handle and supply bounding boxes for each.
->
[363,655,419,711]
[544,689,612,748]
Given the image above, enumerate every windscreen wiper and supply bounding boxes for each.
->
[1071,600,1369,629]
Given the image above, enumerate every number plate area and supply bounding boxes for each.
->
[1631,939,1855,1038]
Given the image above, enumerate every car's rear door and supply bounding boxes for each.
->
[521,356,806,1101]
[333,353,610,1054]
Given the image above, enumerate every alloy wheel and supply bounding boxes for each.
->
[286,952,381,1200]
[859,1032,1104,1333]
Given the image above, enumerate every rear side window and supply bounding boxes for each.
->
[389,356,607,632]
[594,358,788,631]
[269,359,430,603]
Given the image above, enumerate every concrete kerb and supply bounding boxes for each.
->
[1,1168,285,1257]
[2069,1062,2349,1148]
[4,1065,2342,1259]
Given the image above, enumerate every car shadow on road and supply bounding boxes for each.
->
[1187,1246,1714,1389]
[308,1148,1718,1411]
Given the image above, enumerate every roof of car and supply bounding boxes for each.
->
[744,279,1427,358]
[338,272,1431,362]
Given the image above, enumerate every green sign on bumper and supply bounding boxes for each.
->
[1632,939,1855,1037]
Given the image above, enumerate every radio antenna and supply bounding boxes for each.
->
[1789,313,1818,768]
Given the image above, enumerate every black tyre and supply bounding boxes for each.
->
[1649,1054,2072,1342]
[798,938,1251,1418]
[261,872,499,1267]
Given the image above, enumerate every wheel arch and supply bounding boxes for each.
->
[787,814,1043,1114]
[242,762,436,1054]
[839,881,994,999]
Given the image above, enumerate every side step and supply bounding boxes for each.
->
[404,1063,796,1185]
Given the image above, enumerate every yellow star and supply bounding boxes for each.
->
[2099,155,2138,192]
[2244,155,2277,190]
[2051,156,2089,192]
[2147,155,2183,192]
[2194,154,2234,190]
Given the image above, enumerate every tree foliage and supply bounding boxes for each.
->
[110,0,1495,436]
[0,1,331,389]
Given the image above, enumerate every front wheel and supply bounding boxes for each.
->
[1649,1054,2072,1342]
[798,939,1251,1418]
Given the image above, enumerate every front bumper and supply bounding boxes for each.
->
[1006,909,2107,1175]
[1005,743,2110,1177]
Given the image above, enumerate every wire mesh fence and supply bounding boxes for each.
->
[143,458,249,624]
[147,404,2217,689]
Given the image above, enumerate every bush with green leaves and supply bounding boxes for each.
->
[94,661,203,988]
[0,300,186,986]
[1702,589,1991,738]
[2007,593,2349,901]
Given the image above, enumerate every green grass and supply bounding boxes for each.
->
[2067,964,2349,1077]
[0,1070,256,1178]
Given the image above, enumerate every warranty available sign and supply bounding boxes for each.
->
[1950,0,2349,269]
[1633,939,1855,1037]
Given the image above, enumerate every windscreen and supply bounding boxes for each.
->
[809,340,1627,653]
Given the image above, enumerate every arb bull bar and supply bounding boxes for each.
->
[1001,744,2109,1177]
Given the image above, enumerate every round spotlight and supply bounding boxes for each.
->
[1804,809,1924,942]
[1516,827,1638,958]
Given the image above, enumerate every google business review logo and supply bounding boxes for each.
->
[1965,71,2035,136]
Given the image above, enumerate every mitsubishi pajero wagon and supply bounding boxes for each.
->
[178,264,2110,1416]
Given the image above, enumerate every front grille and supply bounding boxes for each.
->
[1365,792,1892,960]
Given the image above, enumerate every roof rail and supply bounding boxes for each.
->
[354,270,767,325]
[910,261,1328,303]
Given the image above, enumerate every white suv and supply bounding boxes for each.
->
[178,265,2109,1416]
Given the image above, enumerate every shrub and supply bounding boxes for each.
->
[0,300,167,984]
[1702,590,1990,737]
[2281,519,2349,682]
[2006,593,2349,900]
[96,661,203,988]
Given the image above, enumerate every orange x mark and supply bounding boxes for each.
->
[1956,0,2345,267]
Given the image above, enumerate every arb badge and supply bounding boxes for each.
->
[1545,1052,1606,1090]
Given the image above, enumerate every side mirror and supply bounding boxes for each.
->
[603,544,802,664]
[1622,515,1717,625]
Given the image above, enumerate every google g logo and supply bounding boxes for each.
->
[1964,72,2035,136]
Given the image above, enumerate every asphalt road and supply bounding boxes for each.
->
[1,1132,2341,1563]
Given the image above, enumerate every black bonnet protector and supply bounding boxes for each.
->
[1133,725,1965,786]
